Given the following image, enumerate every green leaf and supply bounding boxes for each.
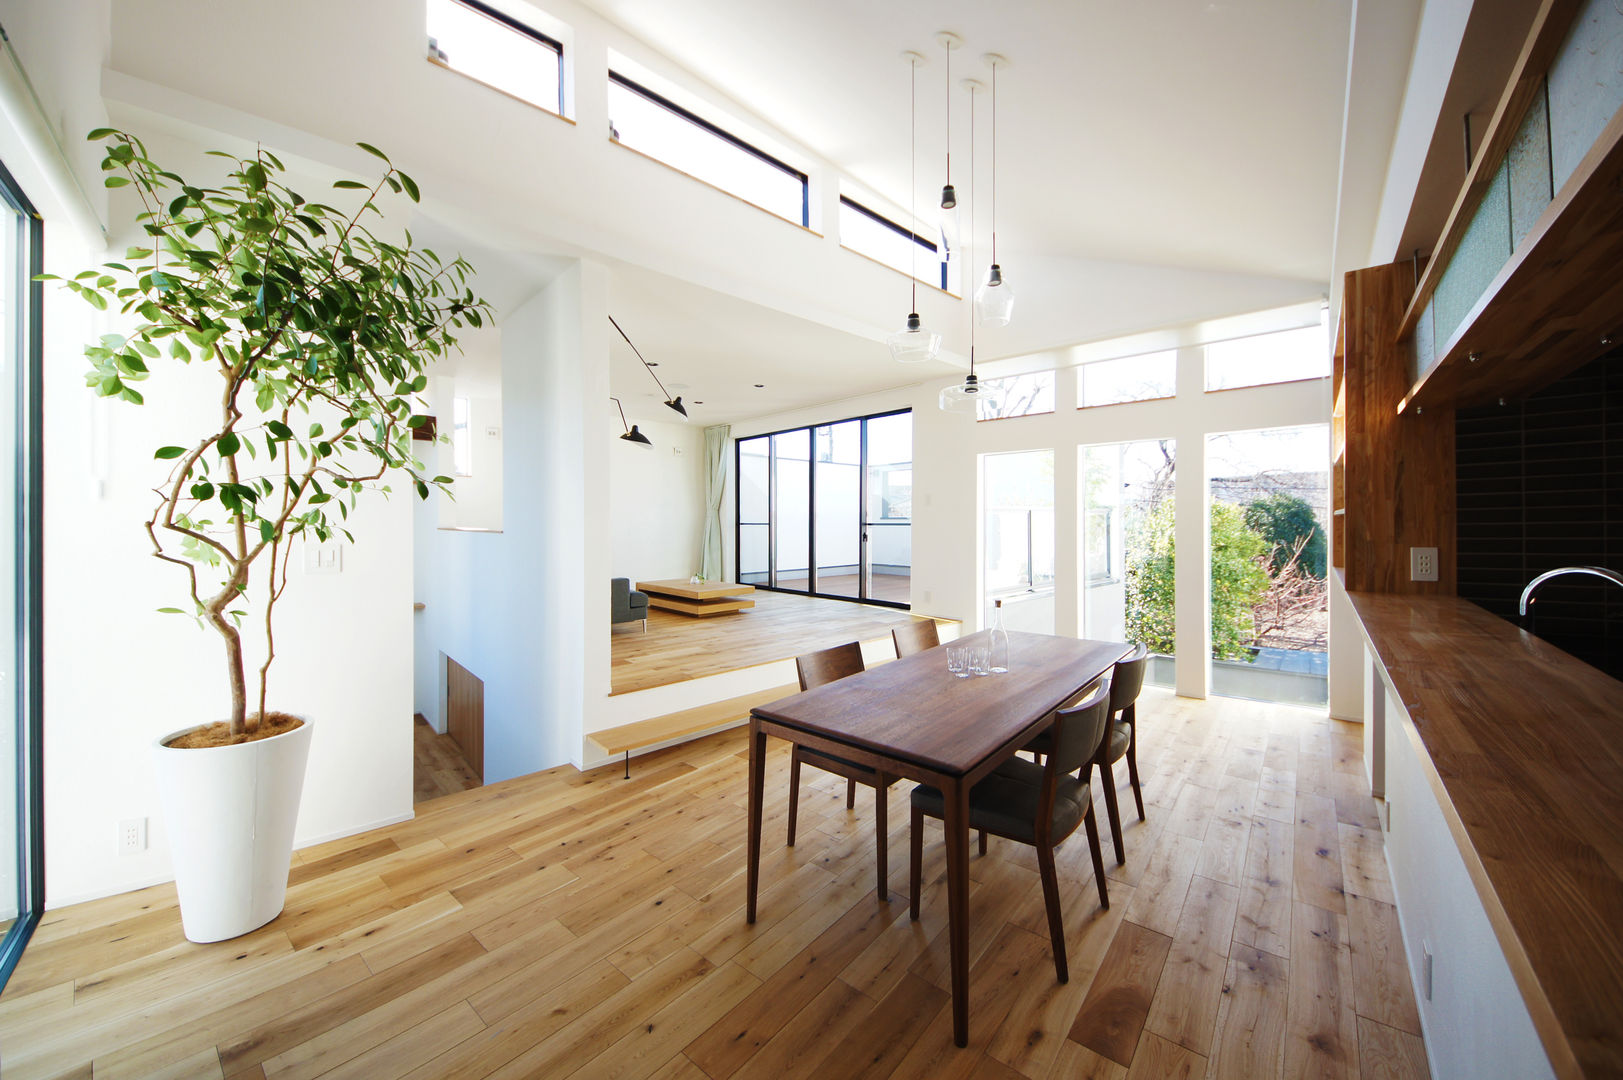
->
[216,431,241,456]
[259,519,274,543]
[356,142,391,163]
[190,480,214,499]
[103,175,129,188]
[154,445,187,459]
[332,179,368,190]
[398,172,420,203]
[266,420,293,440]
[156,607,186,614]
[87,128,117,140]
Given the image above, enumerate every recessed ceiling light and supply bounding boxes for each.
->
[754,384,765,388]
[694,400,704,405]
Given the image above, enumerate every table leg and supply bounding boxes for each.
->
[943,775,971,1047]
[747,717,766,924]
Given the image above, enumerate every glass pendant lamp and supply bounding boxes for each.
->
[888,51,941,364]
[975,54,1014,328]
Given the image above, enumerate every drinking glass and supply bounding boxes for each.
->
[969,644,991,676]
[947,643,971,677]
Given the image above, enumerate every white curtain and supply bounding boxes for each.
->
[701,424,730,580]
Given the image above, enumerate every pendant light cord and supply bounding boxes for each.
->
[990,62,998,267]
[909,55,918,312]
[968,82,977,376]
[943,43,951,189]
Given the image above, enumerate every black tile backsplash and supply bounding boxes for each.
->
[1454,352,1623,680]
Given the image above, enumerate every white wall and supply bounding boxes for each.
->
[438,394,505,533]
[413,262,611,780]
[608,415,705,581]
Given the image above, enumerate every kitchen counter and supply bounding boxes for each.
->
[1347,591,1623,1079]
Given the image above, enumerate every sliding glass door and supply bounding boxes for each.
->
[0,159,43,992]
[735,409,911,608]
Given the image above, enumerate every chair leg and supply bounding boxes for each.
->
[1100,758,1125,864]
[847,778,857,810]
[1084,804,1110,911]
[1127,723,1145,822]
[787,748,802,846]
[909,805,924,920]
[875,780,889,902]
[1037,842,1068,983]
[978,829,988,856]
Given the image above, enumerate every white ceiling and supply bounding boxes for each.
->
[449,0,1360,424]
[578,0,1353,283]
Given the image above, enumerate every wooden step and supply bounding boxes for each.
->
[589,683,800,757]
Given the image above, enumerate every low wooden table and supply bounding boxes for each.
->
[635,578,756,617]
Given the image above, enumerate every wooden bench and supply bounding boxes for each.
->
[590,684,799,778]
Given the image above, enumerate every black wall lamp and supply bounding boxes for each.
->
[609,314,688,419]
[611,397,653,447]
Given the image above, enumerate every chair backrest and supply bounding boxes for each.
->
[611,577,630,604]
[1109,643,1150,716]
[1047,677,1113,780]
[891,620,940,658]
[796,641,865,691]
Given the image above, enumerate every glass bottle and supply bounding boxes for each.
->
[988,599,1010,673]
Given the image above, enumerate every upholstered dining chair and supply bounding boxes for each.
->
[1024,643,1150,865]
[789,641,900,899]
[908,678,1114,983]
[891,619,940,658]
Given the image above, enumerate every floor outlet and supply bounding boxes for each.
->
[118,817,147,855]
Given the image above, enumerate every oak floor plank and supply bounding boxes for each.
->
[1124,1029,1206,1079]
[1206,945,1290,1080]
[1047,1038,1130,1079]
[821,973,948,1080]
[1283,901,1359,1080]
[1347,894,1422,1036]
[1337,822,1395,905]
[1121,833,1204,938]
[1234,816,1294,960]
[1067,920,1173,1067]
[1355,1014,1431,1079]
[1293,793,1347,914]
[727,977,875,1080]
[1141,938,1226,1057]
[1171,875,1239,958]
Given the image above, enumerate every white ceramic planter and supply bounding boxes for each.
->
[153,717,313,943]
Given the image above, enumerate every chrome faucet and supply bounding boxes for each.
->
[1519,566,1623,616]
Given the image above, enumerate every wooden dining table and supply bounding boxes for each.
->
[746,630,1131,1048]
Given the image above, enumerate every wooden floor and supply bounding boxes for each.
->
[612,590,935,695]
[413,715,481,804]
[0,688,1429,1080]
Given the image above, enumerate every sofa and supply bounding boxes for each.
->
[612,578,649,631]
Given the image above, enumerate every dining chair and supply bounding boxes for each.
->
[790,641,899,899]
[891,619,941,658]
[1024,643,1149,864]
[908,678,1113,983]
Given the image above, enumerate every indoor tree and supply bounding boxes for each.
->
[49,129,490,739]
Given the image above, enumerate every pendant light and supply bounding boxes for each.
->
[611,397,653,447]
[886,51,941,364]
[936,31,961,265]
[975,54,1014,328]
[609,314,687,418]
[942,79,1006,416]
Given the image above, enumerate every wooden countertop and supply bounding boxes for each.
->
[1347,591,1623,1079]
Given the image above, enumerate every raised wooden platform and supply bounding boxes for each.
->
[610,590,942,696]
[645,594,756,617]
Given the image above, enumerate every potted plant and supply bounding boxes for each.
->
[48,129,490,941]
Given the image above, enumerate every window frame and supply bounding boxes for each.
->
[430,0,566,117]
[0,156,44,993]
[609,70,810,227]
[838,196,946,291]
[734,407,912,610]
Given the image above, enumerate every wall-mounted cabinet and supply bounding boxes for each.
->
[1395,0,1623,415]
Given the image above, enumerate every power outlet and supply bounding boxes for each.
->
[1410,546,1438,582]
[118,817,147,855]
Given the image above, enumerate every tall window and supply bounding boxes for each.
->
[1206,425,1330,705]
[426,0,564,116]
[838,196,946,290]
[0,159,43,992]
[1082,441,1177,687]
[609,72,809,227]
[983,450,1055,632]
[735,409,911,607]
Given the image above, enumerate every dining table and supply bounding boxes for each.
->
[745,629,1131,1048]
